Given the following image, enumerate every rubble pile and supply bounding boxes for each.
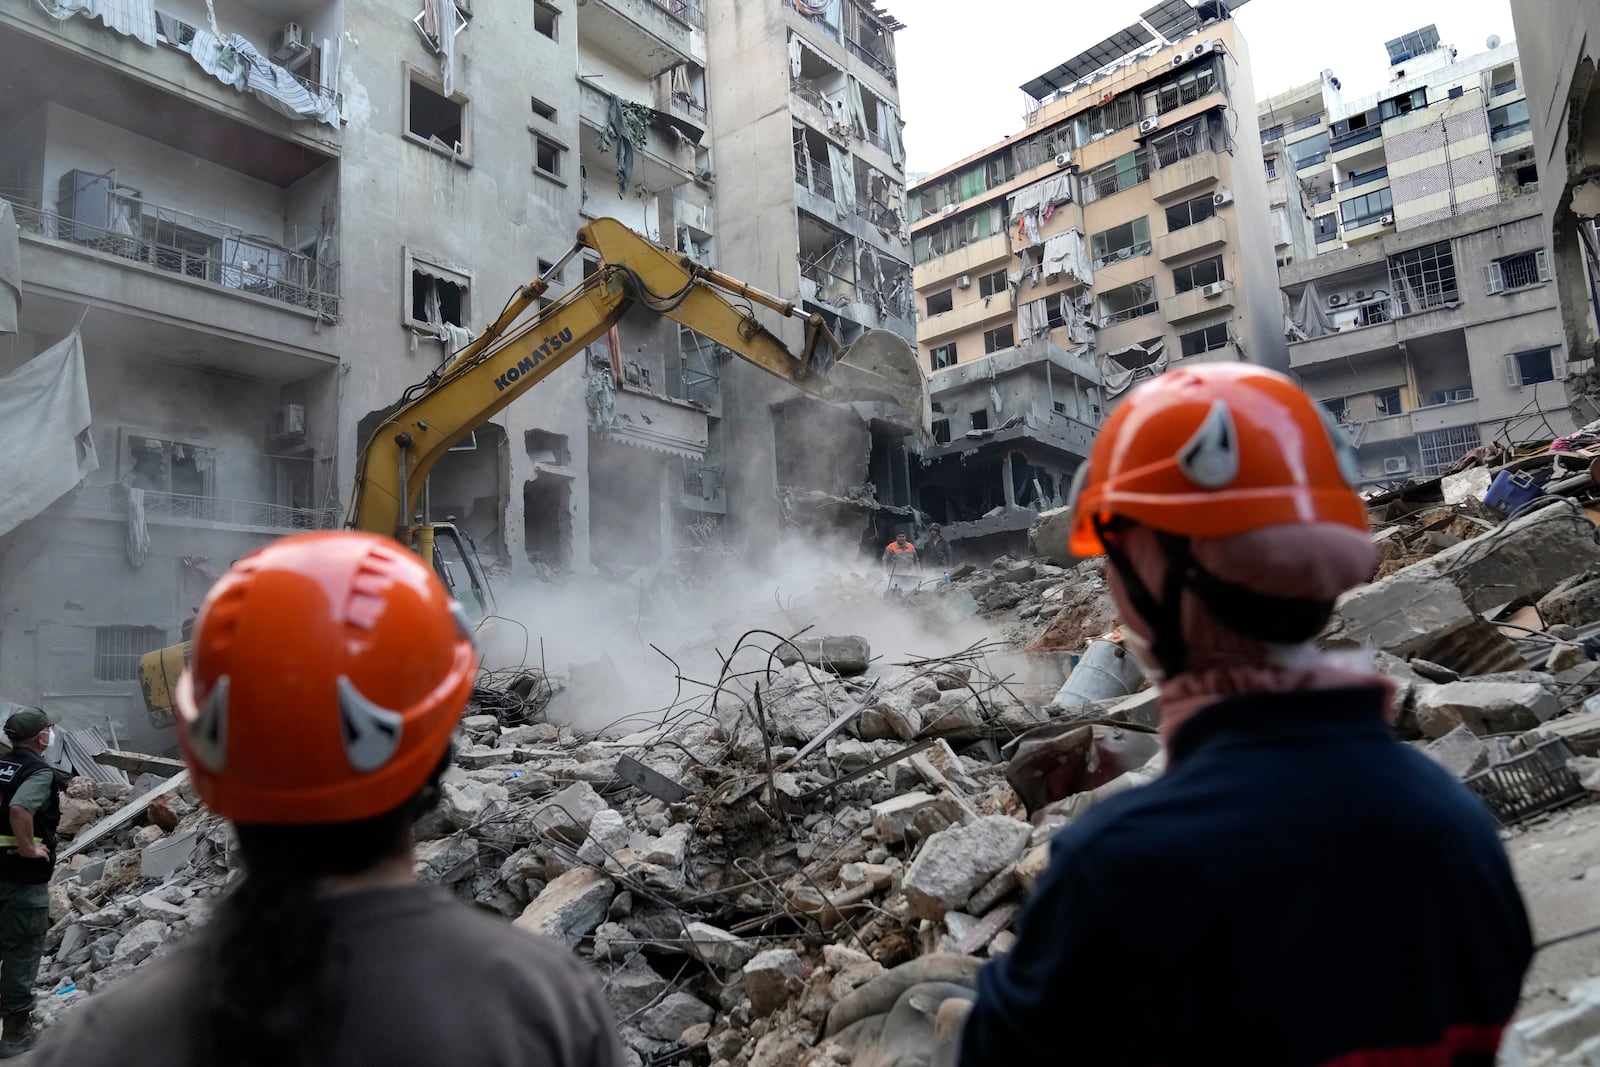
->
[28,473,1600,1065]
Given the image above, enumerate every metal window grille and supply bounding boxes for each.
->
[1388,241,1458,314]
[94,626,167,682]
[1417,426,1481,476]
[1491,250,1548,291]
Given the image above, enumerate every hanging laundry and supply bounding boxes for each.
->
[36,0,157,47]
[1042,231,1091,284]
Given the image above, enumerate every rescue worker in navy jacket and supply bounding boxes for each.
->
[956,366,1533,1066]
[0,706,61,1058]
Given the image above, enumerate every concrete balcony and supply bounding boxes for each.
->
[578,79,697,192]
[55,484,338,535]
[606,386,709,458]
[1150,153,1221,204]
[1094,314,1163,354]
[1155,215,1228,263]
[577,0,698,76]
[1287,320,1399,369]
[1349,413,1413,446]
[914,232,1011,284]
[918,289,1013,344]
[1164,281,1235,324]
[1411,397,1480,433]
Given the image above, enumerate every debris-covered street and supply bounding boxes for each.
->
[24,455,1600,1064]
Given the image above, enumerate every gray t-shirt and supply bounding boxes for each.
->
[31,883,628,1067]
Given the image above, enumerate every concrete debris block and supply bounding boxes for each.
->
[413,834,481,887]
[500,723,561,746]
[102,849,144,889]
[685,921,759,970]
[822,945,874,970]
[56,797,103,839]
[858,691,922,742]
[1103,688,1161,730]
[577,809,632,868]
[1413,681,1561,739]
[133,893,188,924]
[993,564,1038,584]
[1534,709,1600,757]
[870,792,960,847]
[920,691,986,742]
[901,815,1032,920]
[1014,843,1052,892]
[1537,574,1600,629]
[1502,976,1600,1064]
[1546,642,1590,673]
[966,866,1019,916]
[440,778,509,829]
[743,949,805,1017]
[514,868,616,947]
[604,952,669,1019]
[461,714,500,735]
[1028,507,1076,566]
[774,636,871,677]
[131,825,165,849]
[827,959,886,1004]
[1431,504,1600,611]
[1422,725,1491,779]
[1328,572,1475,656]
[1409,659,1459,683]
[454,744,508,770]
[641,822,692,868]
[762,675,838,744]
[639,991,715,1042]
[111,920,166,965]
[1571,757,1600,794]
[534,780,609,843]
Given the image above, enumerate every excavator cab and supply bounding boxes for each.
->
[427,521,496,623]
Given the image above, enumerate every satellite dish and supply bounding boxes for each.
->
[1487,34,1502,49]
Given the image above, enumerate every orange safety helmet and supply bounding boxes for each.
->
[175,531,479,825]
[1067,363,1368,557]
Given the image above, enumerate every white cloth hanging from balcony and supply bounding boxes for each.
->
[1042,231,1091,285]
[0,201,19,335]
[183,30,340,126]
[36,0,157,47]
[0,329,100,537]
[827,143,857,218]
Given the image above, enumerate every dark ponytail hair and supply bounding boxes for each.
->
[192,750,451,1067]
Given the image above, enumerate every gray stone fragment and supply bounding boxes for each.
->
[901,815,1032,920]
[111,920,166,965]
[684,921,758,970]
[603,952,668,1019]
[743,948,804,1017]
[1533,708,1600,757]
[773,635,871,676]
[577,808,632,868]
[139,829,200,882]
[869,791,960,847]
[534,780,609,843]
[1422,724,1491,779]
[1329,572,1474,656]
[640,823,691,868]
[638,991,715,1042]
[514,868,616,947]
[1413,681,1561,738]
[413,834,481,886]
[134,893,188,924]
[1430,506,1600,611]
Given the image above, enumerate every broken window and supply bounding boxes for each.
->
[932,418,952,444]
[1506,347,1563,387]
[125,434,216,498]
[1165,193,1216,233]
[1388,241,1457,314]
[1180,322,1229,356]
[1098,278,1157,324]
[1173,255,1224,295]
[970,410,989,431]
[983,325,1014,354]
[1375,387,1403,416]
[535,135,565,178]
[94,625,167,682]
[524,476,573,569]
[406,250,472,331]
[926,290,954,316]
[525,429,571,466]
[533,1,558,39]
[1091,217,1151,268]
[930,343,957,369]
[408,76,469,157]
[978,270,1008,298]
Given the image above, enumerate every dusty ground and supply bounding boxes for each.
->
[1506,797,1600,1017]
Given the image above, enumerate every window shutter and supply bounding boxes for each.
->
[1537,249,1552,282]
[1552,348,1567,380]
[1485,262,1504,295]
[1504,353,1521,388]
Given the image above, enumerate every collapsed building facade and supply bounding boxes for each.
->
[0,0,910,751]
[1264,28,1575,488]
[905,0,1283,559]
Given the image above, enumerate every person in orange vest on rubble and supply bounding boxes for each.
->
[953,364,1533,1066]
[32,532,628,1067]
[882,529,920,595]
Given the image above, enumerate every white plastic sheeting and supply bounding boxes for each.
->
[0,330,100,537]
[1042,231,1091,285]
[1100,340,1168,398]
[183,30,340,126]
[35,0,157,46]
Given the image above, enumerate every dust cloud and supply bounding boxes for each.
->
[478,535,1015,737]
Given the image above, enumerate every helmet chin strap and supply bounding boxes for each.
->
[1095,516,1191,679]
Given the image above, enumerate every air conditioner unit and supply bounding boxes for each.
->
[1201,280,1233,298]
[942,204,958,216]
[1379,214,1394,225]
[1213,189,1234,206]
[270,403,307,443]
[957,275,972,289]
[1054,151,1073,167]
[1452,387,1475,401]
[1382,456,1410,475]
[1327,293,1346,308]
[1172,50,1190,66]
[1139,116,1162,134]
[271,22,309,65]
[1355,290,1372,302]
[1190,39,1214,57]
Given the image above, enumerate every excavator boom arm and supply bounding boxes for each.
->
[349,218,925,540]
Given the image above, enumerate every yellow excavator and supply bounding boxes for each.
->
[138,217,929,724]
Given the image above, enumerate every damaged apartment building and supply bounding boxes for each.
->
[707,0,917,555]
[1263,27,1575,488]
[0,0,877,750]
[907,0,1282,558]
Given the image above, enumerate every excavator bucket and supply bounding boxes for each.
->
[822,329,933,445]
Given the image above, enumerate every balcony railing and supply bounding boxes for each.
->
[1492,120,1533,143]
[846,38,896,83]
[648,0,707,30]
[794,156,837,202]
[1101,301,1158,326]
[865,125,892,154]
[1331,125,1382,152]
[1260,114,1323,144]
[154,10,343,116]
[1346,166,1389,188]
[3,193,340,318]
[64,484,339,531]
[1491,79,1519,97]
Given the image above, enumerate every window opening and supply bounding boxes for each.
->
[1098,279,1158,324]
[926,289,954,315]
[983,325,1014,353]
[930,343,957,369]
[1173,255,1224,294]
[534,1,558,39]
[409,79,465,153]
[1165,193,1216,233]
[94,626,167,682]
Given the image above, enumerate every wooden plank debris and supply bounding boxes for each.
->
[92,750,187,779]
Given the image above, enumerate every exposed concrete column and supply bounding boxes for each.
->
[1001,451,1017,508]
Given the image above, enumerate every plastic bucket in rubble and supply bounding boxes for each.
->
[1052,637,1146,708]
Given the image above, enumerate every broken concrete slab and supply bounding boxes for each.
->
[901,815,1032,920]
[533,780,609,844]
[110,920,166,965]
[1027,507,1075,567]
[1427,503,1600,611]
[603,952,669,1019]
[685,921,759,970]
[576,809,632,868]
[1537,573,1600,629]
[870,792,960,847]
[744,948,805,1017]
[1533,708,1600,757]
[1422,724,1491,779]
[513,867,616,947]
[774,635,871,676]
[1327,572,1475,657]
[639,991,715,1042]
[1413,681,1561,739]
[138,828,200,882]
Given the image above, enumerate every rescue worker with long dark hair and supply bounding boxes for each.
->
[956,365,1532,1066]
[32,532,628,1067]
